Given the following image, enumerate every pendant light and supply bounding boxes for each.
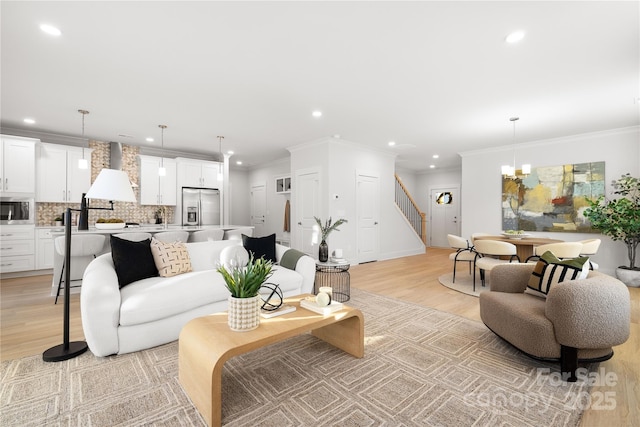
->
[217,135,224,182]
[77,109,90,169]
[501,117,531,177]
[158,125,167,176]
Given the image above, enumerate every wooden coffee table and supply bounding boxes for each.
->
[178,294,364,427]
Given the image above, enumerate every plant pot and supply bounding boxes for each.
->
[227,294,261,331]
[54,221,62,226]
[319,240,329,262]
[615,267,640,288]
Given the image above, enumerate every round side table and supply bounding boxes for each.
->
[314,260,350,302]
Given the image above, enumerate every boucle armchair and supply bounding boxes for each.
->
[479,263,630,382]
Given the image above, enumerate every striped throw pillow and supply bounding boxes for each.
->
[526,251,590,298]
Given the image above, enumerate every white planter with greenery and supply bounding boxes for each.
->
[584,173,640,287]
[218,255,273,331]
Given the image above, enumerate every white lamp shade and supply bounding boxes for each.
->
[78,158,89,169]
[521,164,531,174]
[158,166,167,176]
[85,169,137,202]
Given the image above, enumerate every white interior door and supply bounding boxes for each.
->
[356,172,379,263]
[429,186,460,247]
[295,168,320,255]
[250,183,266,237]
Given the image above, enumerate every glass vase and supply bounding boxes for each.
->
[319,240,329,262]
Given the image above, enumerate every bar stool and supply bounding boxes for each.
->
[189,229,224,242]
[153,230,189,243]
[54,234,106,304]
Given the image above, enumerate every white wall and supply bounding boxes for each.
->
[247,158,291,238]
[228,168,250,226]
[460,126,640,275]
[290,137,424,262]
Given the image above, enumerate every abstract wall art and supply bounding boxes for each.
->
[502,161,605,233]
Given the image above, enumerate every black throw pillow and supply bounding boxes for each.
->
[110,235,158,288]
[242,233,277,263]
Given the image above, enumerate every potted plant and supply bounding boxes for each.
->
[584,173,640,287]
[314,217,348,262]
[217,255,273,331]
[54,216,63,226]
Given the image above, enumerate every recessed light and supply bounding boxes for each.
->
[23,118,36,124]
[429,165,436,169]
[388,141,396,146]
[146,137,154,142]
[312,111,322,118]
[505,31,525,44]
[236,160,242,165]
[432,154,439,159]
[40,24,61,36]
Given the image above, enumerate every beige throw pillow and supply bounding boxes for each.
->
[150,237,192,277]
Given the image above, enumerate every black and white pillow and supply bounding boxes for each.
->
[526,251,590,298]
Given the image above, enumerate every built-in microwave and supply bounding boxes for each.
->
[0,196,34,224]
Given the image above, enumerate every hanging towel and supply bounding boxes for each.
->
[284,199,291,232]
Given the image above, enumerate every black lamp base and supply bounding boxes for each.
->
[43,341,88,362]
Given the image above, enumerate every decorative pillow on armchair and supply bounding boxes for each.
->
[526,251,590,298]
[150,237,192,277]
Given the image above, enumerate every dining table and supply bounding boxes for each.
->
[473,235,563,262]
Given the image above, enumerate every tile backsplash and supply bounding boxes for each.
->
[37,140,175,226]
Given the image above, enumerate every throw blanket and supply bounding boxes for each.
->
[280,248,305,270]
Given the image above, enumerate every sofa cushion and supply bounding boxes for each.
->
[119,270,230,326]
[526,251,590,298]
[186,240,240,271]
[242,233,276,262]
[150,237,192,277]
[110,235,158,288]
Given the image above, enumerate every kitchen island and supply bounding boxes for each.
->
[49,224,253,298]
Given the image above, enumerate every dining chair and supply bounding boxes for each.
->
[524,242,583,263]
[473,240,520,290]
[447,234,476,283]
[579,238,601,269]
[189,229,225,242]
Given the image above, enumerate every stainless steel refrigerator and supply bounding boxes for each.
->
[182,187,220,226]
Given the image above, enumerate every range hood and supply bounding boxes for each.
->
[110,141,123,170]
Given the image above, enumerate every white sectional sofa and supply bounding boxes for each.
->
[81,240,315,357]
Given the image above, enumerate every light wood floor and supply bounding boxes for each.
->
[1,248,638,426]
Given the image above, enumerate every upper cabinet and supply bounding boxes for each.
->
[0,135,37,195]
[36,143,92,203]
[138,155,177,206]
[275,175,291,194]
[176,158,221,189]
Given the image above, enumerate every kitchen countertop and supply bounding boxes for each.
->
[49,224,253,235]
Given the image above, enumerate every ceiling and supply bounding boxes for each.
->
[2,1,638,171]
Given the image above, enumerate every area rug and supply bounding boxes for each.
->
[438,272,489,297]
[1,288,594,426]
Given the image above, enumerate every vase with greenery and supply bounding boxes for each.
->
[217,255,273,331]
[584,173,640,286]
[314,216,348,262]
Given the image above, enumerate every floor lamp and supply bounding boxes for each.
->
[43,169,136,362]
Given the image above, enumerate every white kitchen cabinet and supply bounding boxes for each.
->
[0,135,37,195]
[176,158,221,189]
[0,225,35,273]
[138,155,177,205]
[275,175,291,194]
[36,227,63,270]
[36,143,92,203]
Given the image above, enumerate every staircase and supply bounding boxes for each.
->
[395,174,427,245]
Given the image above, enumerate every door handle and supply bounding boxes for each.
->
[298,222,302,225]
[374,221,378,225]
